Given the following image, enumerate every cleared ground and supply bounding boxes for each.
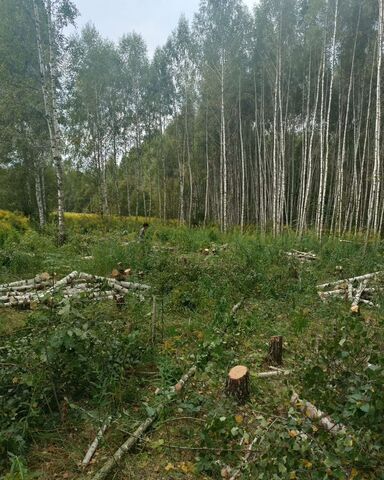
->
[1,217,383,479]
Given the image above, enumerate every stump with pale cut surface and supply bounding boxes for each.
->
[226,365,250,403]
[267,335,283,365]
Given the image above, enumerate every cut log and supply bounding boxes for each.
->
[290,393,345,434]
[317,271,383,290]
[82,416,112,467]
[174,366,197,392]
[347,282,353,301]
[351,280,368,309]
[253,369,290,378]
[267,336,283,365]
[226,365,250,403]
[52,271,79,288]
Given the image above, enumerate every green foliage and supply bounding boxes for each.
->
[0,211,30,247]
[3,454,37,480]
[0,298,144,468]
[0,223,384,477]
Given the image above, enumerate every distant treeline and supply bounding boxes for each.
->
[0,0,383,238]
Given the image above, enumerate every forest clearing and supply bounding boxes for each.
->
[0,212,383,479]
[1,0,384,477]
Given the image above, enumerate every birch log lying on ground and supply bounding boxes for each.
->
[290,393,346,434]
[89,365,197,480]
[317,271,383,291]
[82,416,113,467]
[253,369,290,378]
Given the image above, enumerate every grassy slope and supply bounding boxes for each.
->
[1,221,383,479]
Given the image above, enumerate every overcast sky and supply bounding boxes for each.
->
[71,0,257,55]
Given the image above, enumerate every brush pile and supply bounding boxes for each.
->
[0,271,150,308]
[317,271,383,310]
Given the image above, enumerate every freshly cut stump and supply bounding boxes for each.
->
[226,365,250,403]
[268,335,283,365]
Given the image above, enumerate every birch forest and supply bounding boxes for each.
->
[2,1,384,478]
[0,0,383,236]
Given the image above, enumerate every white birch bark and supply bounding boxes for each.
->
[33,0,65,243]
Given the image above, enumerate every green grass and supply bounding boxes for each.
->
[0,220,383,479]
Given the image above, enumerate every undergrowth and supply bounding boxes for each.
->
[0,212,383,479]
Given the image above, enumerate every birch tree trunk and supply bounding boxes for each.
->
[366,0,382,239]
[204,108,209,226]
[34,160,46,228]
[239,77,245,233]
[318,0,338,237]
[221,52,228,233]
[33,0,65,243]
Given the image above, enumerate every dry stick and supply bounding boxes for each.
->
[291,393,346,434]
[82,416,113,467]
[89,366,197,480]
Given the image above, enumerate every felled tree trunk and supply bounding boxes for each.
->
[226,365,250,403]
[268,336,283,365]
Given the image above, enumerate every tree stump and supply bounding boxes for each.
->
[267,336,283,365]
[225,365,250,403]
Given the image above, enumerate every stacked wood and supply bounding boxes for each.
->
[226,365,250,403]
[317,271,383,309]
[285,250,317,261]
[0,271,150,308]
